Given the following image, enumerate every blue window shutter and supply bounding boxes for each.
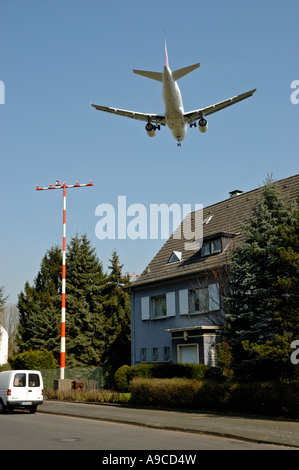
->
[179,289,189,315]
[141,297,150,320]
[208,284,220,311]
[166,292,176,317]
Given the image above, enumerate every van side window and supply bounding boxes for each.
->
[13,373,26,387]
[29,374,40,387]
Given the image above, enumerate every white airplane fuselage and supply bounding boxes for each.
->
[162,66,186,143]
[91,47,256,145]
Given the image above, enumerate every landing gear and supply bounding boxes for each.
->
[177,142,181,147]
[189,122,197,128]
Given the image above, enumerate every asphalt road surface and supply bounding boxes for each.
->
[0,410,290,450]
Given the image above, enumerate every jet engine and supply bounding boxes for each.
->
[198,118,208,133]
[145,122,156,137]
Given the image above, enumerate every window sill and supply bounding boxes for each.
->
[150,315,168,320]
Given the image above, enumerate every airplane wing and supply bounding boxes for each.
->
[91,104,166,125]
[184,89,256,124]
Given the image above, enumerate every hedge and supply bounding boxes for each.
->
[130,377,299,418]
[11,350,57,370]
[114,363,211,392]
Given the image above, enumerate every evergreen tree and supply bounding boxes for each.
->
[100,250,131,379]
[18,237,107,366]
[17,236,131,372]
[65,234,107,367]
[223,177,298,379]
[18,246,62,356]
[242,199,299,379]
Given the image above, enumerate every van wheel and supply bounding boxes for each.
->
[29,405,37,414]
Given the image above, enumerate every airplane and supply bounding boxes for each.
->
[91,42,256,146]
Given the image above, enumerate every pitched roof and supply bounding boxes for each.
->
[131,174,299,289]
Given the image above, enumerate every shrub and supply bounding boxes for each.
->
[46,387,130,404]
[130,377,299,418]
[11,350,57,370]
[114,363,211,392]
[130,377,204,409]
[114,365,131,392]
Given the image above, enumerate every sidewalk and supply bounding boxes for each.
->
[39,400,299,448]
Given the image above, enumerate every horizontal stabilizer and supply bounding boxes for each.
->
[172,63,200,81]
[133,69,163,82]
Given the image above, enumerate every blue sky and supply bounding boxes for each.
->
[1,0,298,304]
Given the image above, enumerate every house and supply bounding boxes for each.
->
[0,325,8,365]
[129,174,299,367]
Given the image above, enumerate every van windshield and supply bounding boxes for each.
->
[13,373,26,387]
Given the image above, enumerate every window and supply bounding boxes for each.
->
[141,292,176,320]
[153,347,158,361]
[201,239,221,257]
[151,295,166,318]
[201,243,211,256]
[141,348,147,362]
[167,251,182,264]
[29,374,40,387]
[13,373,26,387]
[189,287,209,313]
[203,214,213,225]
[179,284,220,315]
[211,240,221,254]
[164,346,170,361]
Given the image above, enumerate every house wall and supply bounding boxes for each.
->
[0,325,8,365]
[131,276,224,366]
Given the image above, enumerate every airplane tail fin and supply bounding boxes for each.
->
[133,69,163,82]
[133,34,168,82]
[172,62,200,81]
[164,36,169,67]
[133,36,199,82]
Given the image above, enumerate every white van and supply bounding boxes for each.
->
[0,370,43,413]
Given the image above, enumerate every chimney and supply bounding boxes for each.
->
[229,189,243,198]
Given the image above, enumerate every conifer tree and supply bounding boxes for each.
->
[242,200,299,379]
[65,234,106,367]
[17,236,131,371]
[100,250,131,379]
[18,237,107,365]
[18,246,62,355]
[223,177,298,379]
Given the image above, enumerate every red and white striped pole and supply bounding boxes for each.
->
[61,183,66,378]
[36,180,93,380]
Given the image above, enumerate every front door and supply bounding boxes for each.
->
[178,344,199,364]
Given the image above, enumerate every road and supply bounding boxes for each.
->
[0,410,290,450]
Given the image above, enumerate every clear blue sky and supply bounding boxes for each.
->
[1,0,298,304]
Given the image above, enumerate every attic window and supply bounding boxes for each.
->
[203,215,213,225]
[167,251,182,264]
[201,239,221,257]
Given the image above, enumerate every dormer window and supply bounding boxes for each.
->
[201,239,221,257]
[167,251,182,264]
